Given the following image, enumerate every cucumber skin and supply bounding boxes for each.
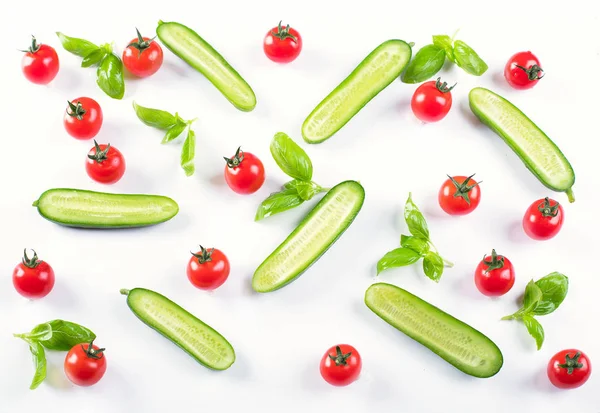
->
[365,283,503,378]
[253,181,365,293]
[157,21,256,112]
[122,288,235,371]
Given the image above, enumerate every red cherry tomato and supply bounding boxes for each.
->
[548,349,591,389]
[12,249,55,299]
[122,29,163,78]
[411,78,455,122]
[21,36,59,85]
[523,197,564,240]
[224,147,265,195]
[263,21,302,63]
[186,246,230,290]
[320,344,362,387]
[64,97,103,140]
[438,174,482,216]
[64,340,107,387]
[474,249,515,297]
[85,141,126,184]
[504,51,544,90]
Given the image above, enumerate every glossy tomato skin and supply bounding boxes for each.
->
[122,36,163,78]
[263,22,302,63]
[86,142,126,184]
[187,247,230,290]
[64,97,103,140]
[438,175,481,216]
[12,250,55,299]
[523,198,564,240]
[474,250,515,297]
[64,342,107,387]
[548,349,591,389]
[504,51,544,90]
[224,149,265,195]
[21,39,59,85]
[411,78,454,123]
[320,344,362,387]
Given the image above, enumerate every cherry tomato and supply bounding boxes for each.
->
[320,344,362,387]
[64,340,107,387]
[504,51,544,90]
[523,197,564,240]
[122,29,163,78]
[85,141,126,184]
[474,249,515,297]
[64,98,103,140]
[411,78,455,122]
[263,21,302,63]
[438,174,482,216]
[186,246,230,290]
[548,349,591,389]
[224,147,265,195]
[21,36,59,85]
[12,249,55,299]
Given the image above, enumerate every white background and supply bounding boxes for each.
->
[0,1,598,412]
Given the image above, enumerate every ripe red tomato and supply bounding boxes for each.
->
[320,344,362,387]
[474,249,515,297]
[438,174,481,215]
[263,21,302,63]
[504,51,544,90]
[186,246,230,290]
[64,98,103,140]
[122,29,163,78]
[12,249,55,299]
[548,349,591,389]
[523,197,564,240]
[411,78,455,122]
[224,147,265,194]
[64,340,107,387]
[21,36,59,85]
[85,141,126,184]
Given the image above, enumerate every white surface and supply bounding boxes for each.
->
[0,1,598,412]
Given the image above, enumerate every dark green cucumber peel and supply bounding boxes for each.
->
[365,283,503,378]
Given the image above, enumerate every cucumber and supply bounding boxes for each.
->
[302,40,412,144]
[120,288,235,371]
[253,181,365,293]
[156,20,256,112]
[365,283,503,378]
[469,87,575,202]
[32,188,179,228]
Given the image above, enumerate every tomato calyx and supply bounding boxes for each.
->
[224,147,245,169]
[82,339,105,360]
[558,351,584,375]
[271,21,298,43]
[87,140,111,163]
[448,174,480,205]
[66,100,87,121]
[328,346,352,366]
[127,28,156,53]
[515,64,545,81]
[191,245,214,264]
[482,249,504,273]
[537,197,560,217]
[20,35,41,54]
[22,248,41,269]
[435,77,457,94]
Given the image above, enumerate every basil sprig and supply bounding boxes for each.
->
[502,273,569,350]
[377,193,453,281]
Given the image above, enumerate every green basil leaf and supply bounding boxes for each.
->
[400,235,429,255]
[401,44,445,84]
[522,280,543,314]
[533,272,569,316]
[56,32,99,57]
[81,48,107,68]
[255,188,304,221]
[422,251,444,282]
[36,320,96,351]
[404,193,430,240]
[432,35,454,61]
[453,40,488,76]
[270,132,313,181]
[162,121,187,144]
[181,128,196,176]
[377,247,422,275]
[522,315,545,350]
[29,342,46,390]
[133,101,178,130]
[97,54,125,99]
[295,181,322,201]
[24,323,53,342]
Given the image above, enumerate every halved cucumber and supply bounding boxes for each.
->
[253,181,365,293]
[32,188,179,228]
[365,283,503,378]
[121,288,235,371]
[302,40,412,144]
[156,20,256,112]
[469,87,575,202]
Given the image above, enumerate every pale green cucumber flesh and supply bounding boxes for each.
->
[253,181,365,293]
[302,40,412,143]
[33,188,179,228]
[365,283,503,378]
[122,288,235,370]
[469,87,575,198]
[157,21,256,111]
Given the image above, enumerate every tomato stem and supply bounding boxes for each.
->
[82,339,105,360]
[435,78,457,93]
[20,35,41,54]
[558,351,584,375]
[87,140,111,164]
[271,20,297,43]
[22,248,41,269]
[127,28,156,53]
[224,147,245,168]
[515,64,544,81]
[328,346,352,366]
[66,100,87,121]
[447,173,480,205]
[191,245,214,264]
[482,249,504,273]
[537,197,560,217]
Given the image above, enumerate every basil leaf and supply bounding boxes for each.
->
[56,32,99,57]
[295,181,322,201]
[377,247,422,275]
[522,280,543,314]
[400,235,429,255]
[81,48,107,68]
[270,132,313,181]
[162,121,188,144]
[25,323,53,342]
[422,252,444,282]
[404,193,429,240]
[181,128,196,176]
[97,54,125,99]
[453,40,488,76]
[255,188,304,221]
[36,320,96,351]
[533,272,569,316]
[401,44,445,84]
[132,101,178,130]
[432,35,454,61]
[29,342,46,390]
[522,315,545,350]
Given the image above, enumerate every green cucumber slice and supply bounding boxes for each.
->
[469,87,575,202]
[32,188,179,228]
[157,20,256,112]
[365,283,503,378]
[253,180,365,293]
[302,40,412,144]
[121,288,235,371]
